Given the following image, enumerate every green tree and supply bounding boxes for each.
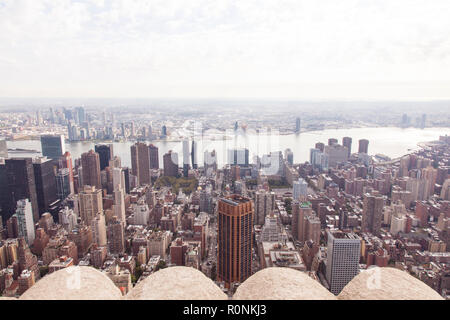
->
[155,260,167,271]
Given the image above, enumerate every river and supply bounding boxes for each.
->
[6,127,449,168]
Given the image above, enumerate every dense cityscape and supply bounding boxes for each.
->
[0,105,449,299]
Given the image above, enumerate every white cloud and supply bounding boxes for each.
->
[0,0,449,99]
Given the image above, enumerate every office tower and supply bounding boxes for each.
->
[295,117,301,133]
[182,140,190,177]
[149,144,159,169]
[163,150,179,177]
[310,148,329,171]
[33,157,58,215]
[227,148,249,166]
[76,106,86,124]
[123,167,131,194]
[358,139,369,154]
[324,144,348,168]
[59,152,74,194]
[284,148,294,166]
[78,185,103,225]
[14,199,35,245]
[131,142,151,186]
[40,135,65,159]
[328,138,338,146]
[326,230,361,295]
[0,139,8,158]
[95,144,114,171]
[107,216,125,254]
[204,150,217,176]
[293,178,308,201]
[254,190,275,225]
[291,201,312,242]
[56,168,71,201]
[342,137,352,157]
[421,166,437,198]
[191,140,198,169]
[217,195,254,288]
[81,150,102,189]
[161,125,167,137]
[362,193,385,235]
[0,158,39,222]
[91,213,107,246]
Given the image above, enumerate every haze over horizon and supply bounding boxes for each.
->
[1,0,450,100]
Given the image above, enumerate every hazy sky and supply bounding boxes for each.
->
[1,0,450,100]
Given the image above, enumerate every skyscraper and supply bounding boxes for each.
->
[33,157,58,215]
[284,148,294,166]
[292,201,312,242]
[326,230,361,295]
[163,150,179,177]
[56,168,71,201]
[40,135,65,159]
[191,140,198,169]
[362,193,385,235]
[358,139,369,154]
[295,117,301,133]
[182,140,190,177]
[149,144,159,169]
[78,185,103,225]
[0,158,39,222]
[15,199,35,245]
[217,195,254,288]
[81,150,102,189]
[95,144,114,171]
[131,142,151,186]
[227,148,249,166]
[342,137,352,157]
[59,152,74,194]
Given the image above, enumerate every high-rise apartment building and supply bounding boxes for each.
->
[163,150,179,177]
[342,137,352,157]
[326,230,361,295]
[149,144,159,169]
[292,201,313,242]
[107,216,125,254]
[362,193,385,235]
[358,139,369,154]
[217,195,254,288]
[254,190,275,225]
[81,150,102,189]
[40,135,65,159]
[131,142,151,186]
[78,185,103,225]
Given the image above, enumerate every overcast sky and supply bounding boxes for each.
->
[1,0,450,100]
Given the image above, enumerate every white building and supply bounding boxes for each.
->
[15,199,35,245]
[326,230,361,295]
